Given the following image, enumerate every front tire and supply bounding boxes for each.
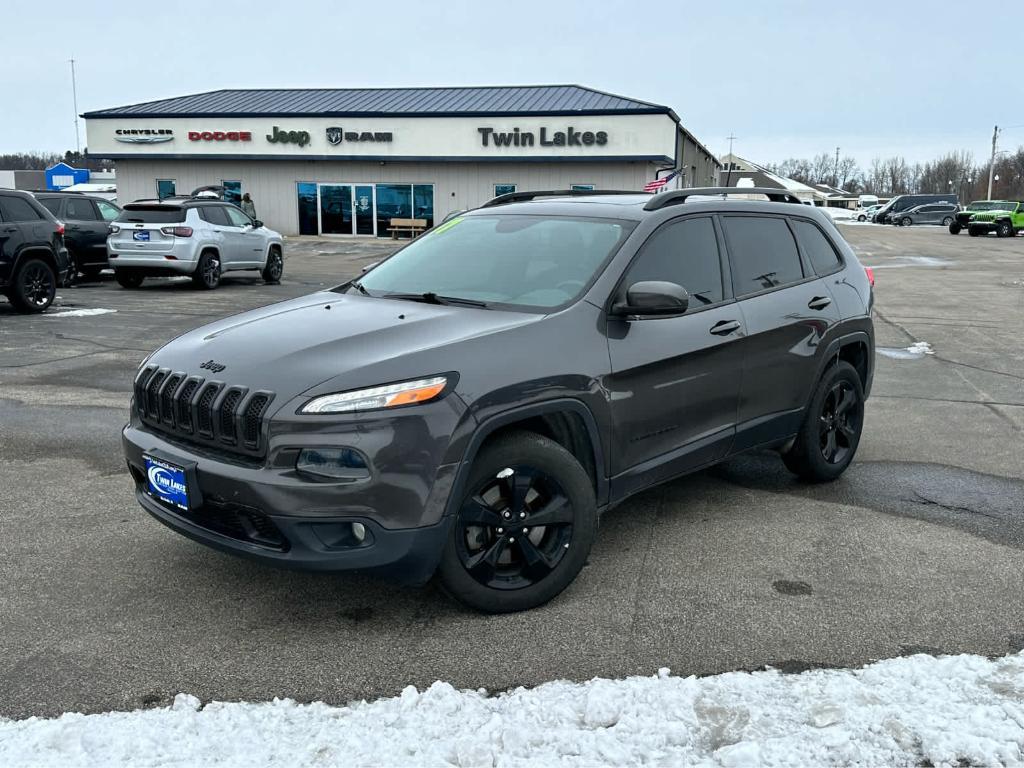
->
[968,227,981,237]
[192,251,221,290]
[438,431,597,613]
[948,223,961,234]
[900,216,912,227]
[115,269,144,289]
[261,247,283,284]
[782,361,865,483]
[9,257,56,312]
[996,220,1013,238]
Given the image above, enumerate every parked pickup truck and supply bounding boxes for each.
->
[965,201,1024,237]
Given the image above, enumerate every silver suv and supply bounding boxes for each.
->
[108,200,284,290]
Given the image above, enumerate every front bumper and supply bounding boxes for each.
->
[122,397,466,582]
[968,221,996,233]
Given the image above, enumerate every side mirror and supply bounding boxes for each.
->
[360,261,379,274]
[252,219,263,228]
[613,280,689,317]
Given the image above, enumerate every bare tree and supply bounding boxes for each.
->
[836,156,859,190]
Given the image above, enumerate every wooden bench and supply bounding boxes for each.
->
[387,217,427,239]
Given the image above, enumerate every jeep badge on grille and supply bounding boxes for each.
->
[200,360,226,373]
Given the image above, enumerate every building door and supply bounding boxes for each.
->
[354,185,375,235]
[320,185,353,235]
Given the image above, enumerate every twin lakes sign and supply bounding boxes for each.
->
[477,126,609,149]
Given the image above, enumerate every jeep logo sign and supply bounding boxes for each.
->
[266,126,311,147]
[326,127,393,145]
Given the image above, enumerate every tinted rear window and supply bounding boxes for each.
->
[38,198,62,216]
[792,220,842,275]
[117,205,186,224]
[723,216,804,296]
[0,196,43,222]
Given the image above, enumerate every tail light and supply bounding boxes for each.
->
[864,266,875,287]
[55,221,65,236]
[160,226,193,237]
[109,224,120,235]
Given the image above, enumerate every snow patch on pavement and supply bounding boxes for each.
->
[878,341,935,359]
[3,651,1024,767]
[43,308,117,318]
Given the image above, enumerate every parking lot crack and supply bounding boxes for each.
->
[906,491,998,519]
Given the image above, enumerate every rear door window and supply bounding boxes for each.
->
[791,219,842,276]
[95,200,120,221]
[722,216,804,296]
[623,216,724,309]
[66,197,100,221]
[0,196,43,222]
[199,206,230,226]
[38,198,63,217]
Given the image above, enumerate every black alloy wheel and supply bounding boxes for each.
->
[11,258,56,312]
[262,248,283,283]
[193,252,221,289]
[455,467,574,591]
[438,431,596,613]
[818,380,862,466]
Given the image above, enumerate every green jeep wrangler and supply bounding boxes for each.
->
[966,201,1024,237]
[949,200,1015,234]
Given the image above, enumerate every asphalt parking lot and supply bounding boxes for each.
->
[1,225,1022,719]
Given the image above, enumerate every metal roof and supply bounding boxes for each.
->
[82,85,674,119]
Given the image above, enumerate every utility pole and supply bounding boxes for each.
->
[724,133,737,187]
[986,125,999,200]
[834,146,840,188]
[69,58,81,154]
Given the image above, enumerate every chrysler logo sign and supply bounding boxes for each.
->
[115,128,173,144]
[326,127,393,145]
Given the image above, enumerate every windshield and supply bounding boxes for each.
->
[967,201,1013,211]
[348,214,635,310]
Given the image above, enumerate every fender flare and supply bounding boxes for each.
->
[12,246,59,276]
[812,330,874,399]
[444,398,609,519]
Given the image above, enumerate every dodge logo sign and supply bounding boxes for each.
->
[188,131,252,142]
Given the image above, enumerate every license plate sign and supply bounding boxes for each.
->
[133,230,151,242]
[144,455,189,510]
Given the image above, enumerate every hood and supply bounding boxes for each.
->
[147,291,540,404]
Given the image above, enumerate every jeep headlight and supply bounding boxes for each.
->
[300,376,449,414]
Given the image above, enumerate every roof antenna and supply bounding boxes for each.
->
[724,133,738,191]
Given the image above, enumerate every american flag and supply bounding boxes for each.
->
[643,170,681,193]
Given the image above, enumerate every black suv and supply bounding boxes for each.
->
[32,192,121,280]
[123,188,875,613]
[0,189,72,312]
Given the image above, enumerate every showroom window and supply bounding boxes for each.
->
[296,182,318,236]
[156,179,176,200]
[494,183,516,197]
[570,184,595,191]
[222,180,241,205]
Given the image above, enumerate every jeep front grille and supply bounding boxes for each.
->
[134,365,274,456]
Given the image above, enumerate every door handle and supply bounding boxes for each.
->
[710,319,741,336]
[807,296,832,311]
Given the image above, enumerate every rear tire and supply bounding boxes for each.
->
[948,223,961,234]
[115,269,144,289]
[782,361,865,483]
[9,257,56,312]
[900,216,912,227]
[968,227,981,237]
[261,247,283,284]
[438,431,597,613]
[192,251,221,290]
[941,216,953,227]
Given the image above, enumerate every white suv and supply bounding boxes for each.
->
[108,200,284,290]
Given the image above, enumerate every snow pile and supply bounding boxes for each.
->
[823,207,855,220]
[3,652,1024,767]
[43,308,117,318]
[878,341,935,360]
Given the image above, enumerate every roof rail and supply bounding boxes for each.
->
[28,188,84,194]
[480,189,643,208]
[643,187,804,211]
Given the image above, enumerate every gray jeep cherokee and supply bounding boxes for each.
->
[123,187,875,613]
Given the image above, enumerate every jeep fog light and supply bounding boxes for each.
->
[296,448,369,480]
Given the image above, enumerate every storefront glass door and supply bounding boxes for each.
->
[320,185,353,234]
[354,185,375,235]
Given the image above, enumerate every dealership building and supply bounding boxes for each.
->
[83,85,720,237]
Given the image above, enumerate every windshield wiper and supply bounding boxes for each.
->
[383,292,489,308]
[349,280,371,296]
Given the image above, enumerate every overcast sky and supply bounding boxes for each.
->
[2,0,1013,168]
